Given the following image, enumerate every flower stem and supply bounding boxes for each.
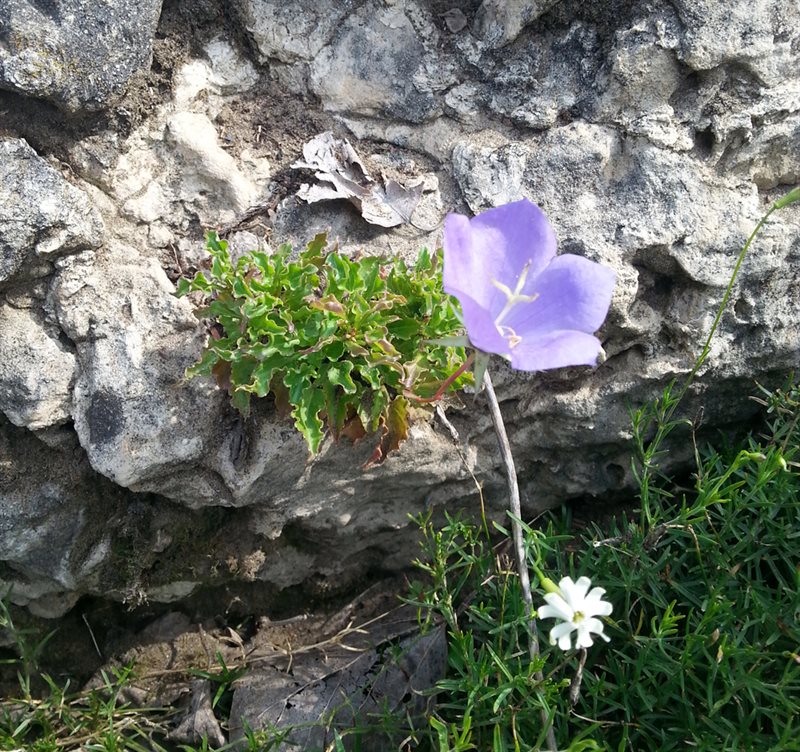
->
[483,369,556,751]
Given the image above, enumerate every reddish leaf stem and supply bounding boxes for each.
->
[406,351,476,403]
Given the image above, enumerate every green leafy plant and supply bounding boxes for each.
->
[406,513,567,751]
[176,232,471,455]
[561,376,800,751]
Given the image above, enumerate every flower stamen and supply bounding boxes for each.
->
[498,325,522,349]
[491,260,539,328]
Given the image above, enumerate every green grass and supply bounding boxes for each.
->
[560,380,800,750]
[408,376,800,752]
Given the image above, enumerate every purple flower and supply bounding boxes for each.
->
[443,199,616,372]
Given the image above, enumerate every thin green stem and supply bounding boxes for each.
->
[483,369,557,751]
[667,205,777,419]
[637,195,793,528]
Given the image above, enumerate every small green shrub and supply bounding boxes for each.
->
[176,232,471,455]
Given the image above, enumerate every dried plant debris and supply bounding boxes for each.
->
[293,132,423,227]
[229,607,446,751]
[167,679,226,748]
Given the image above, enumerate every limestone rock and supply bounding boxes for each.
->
[0,422,111,618]
[231,0,357,63]
[111,108,270,230]
[671,0,799,84]
[0,0,798,623]
[487,21,602,130]
[0,0,163,112]
[49,244,227,494]
[0,139,103,286]
[229,603,445,750]
[173,37,259,108]
[590,14,691,149]
[474,0,560,48]
[0,304,75,430]
[310,0,449,122]
[165,111,261,214]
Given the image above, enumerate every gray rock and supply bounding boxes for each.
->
[0,0,163,112]
[0,0,798,623]
[474,0,560,48]
[0,422,110,618]
[589,14,688,147]
[229,607,445,750]
[49,243,227,494]
[487,21,602,129]
[232,0,358,63]
[671,0,799,84]
[0,139,103,286]
[310,0,449,123]
[721,114,800,189]
[109,106,270,230]
[164,111,262,215]
[0,304,75,430]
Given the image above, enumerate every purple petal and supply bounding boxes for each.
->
[456,292,508,355]
[443,199,557,318]
[503,254,617,338]
[509,330,604,371]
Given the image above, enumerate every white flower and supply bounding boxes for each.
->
[537,576,613,650]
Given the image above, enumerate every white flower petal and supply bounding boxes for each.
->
[550,622,575,642]
[583,617,606,636]
[540,593,573,621]
[538,604,560,620]
[575,626,595,649]
[559,576,591,608]
[574,576,593,599]
[537,575,613,651]
[586,586,607,600]
[558,630,573,651]
[557,576,580,607]
[583,595,613,617]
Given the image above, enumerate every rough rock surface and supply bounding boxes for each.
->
[231,0,357,64]
[229,606,446,752]
[0,420,115,618]
[0,0,798,643]
[50,244,226,492]
[0,0,163,112]
[309,1,449,123]
[0,304,75,430]
[0,139,103,285]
